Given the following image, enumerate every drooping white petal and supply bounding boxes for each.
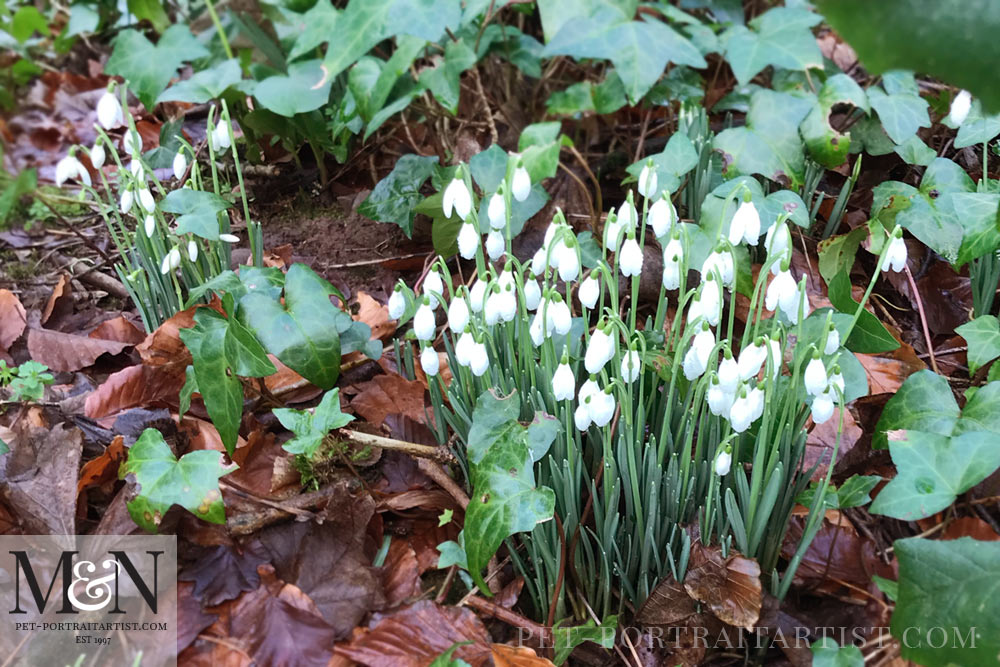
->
[485,230,505,261]
[144,214,156,238]
[168,247,181,270]
[523,279,541,311]
[420,345,440,376]
[138,187,155,212]
[55,156,85,187]
[511,166,531,202]
[457,222,480,260]
[620,350,641,383]
[619,237,643,277]
[172,151,187,180]
[413,303,436,341]
[218,233,240,243]
[447,296,469,331]
[550,299,572,335]
[948,90,972,126]
[729,200,760,246]
[388,289,406,320]
[578,274,600,309]
[638,164,657,199]
[765,221,791,275]
[470,342,489,376]
[187,240,199,262]
[488,192,506,229]
[714,449,732,476]
[707,381,734,417]
[90,144,106,169]
[484,290,504,326]
[119,189,134,214]
[96,91,124,130]
[423,270,445,306]
[498,287,518,322]
[455,331,475,367]
[648,197,675,238]
[717,355,740,394]
[804,357,828,396]
[589,389,616,427]
[585,329,615,375]
[557,244,580,282]
[574,404,592,431]
[469,278,488,313]
[882,235,908,273]
[738,342,767,381]
[824,328,841,355]
[811,390,835,424]
[552,362,575,400]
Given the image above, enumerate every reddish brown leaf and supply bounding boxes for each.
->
[636,574,698,627]
[355,290,396,341]
[409,517,461,574]
[0,423,82,534]
[27,327,130,372]
[177,582,218,653]
[229,430,299,498]
[804,407,863,480]
[381,538,422,608]
[77,435,125,497]
[0,289,27,352]
[334,600,494,666]
[263,356,322,404]
[781,515,896,590]
[856,342,926,395]
[683,541,762,630]
[491,644,555,666]
[180,543,271,607]
[84,364,186,419]
[89,315,146,345]
[351,373,428,426]
[939,517,1000,541]
[41,273,73,327]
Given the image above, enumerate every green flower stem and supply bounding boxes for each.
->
[203,0,234,60]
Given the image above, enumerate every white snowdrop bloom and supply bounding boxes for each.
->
[707,377,735,417]
[485,230,505,261]
[747,383,765,421]
[882,234,908,273]
[159,253,172,275]
[690,276,722,327]
[729,199,761,246]
[447,295,470,331]
[469,277,488,313]
[420,345,440,376]
[388,287,406,320]
[765,221,792,275]
[729,390,755,433]
[811,389,835,424]
[96,90,124,130]
[543,221,559,247]
[138,187,155,212]
[552,361,576,400]
[172,151,187,180]
[619,236,643,277]
[829,366,846,396]
[443,178,472,220]
[455,330,475,367]
[511,165,531,202]
[574,403,592,431]
[218,233,240,243]
[948,90,972,126]
[579,378,600,405]
[556,243,580,282]
[470,342,489,376]
[766,337,783,380]
[765,269,799,316]
[804,356,828,396]
[119,189,134,214]
[498,266,516,290]
[648,196,675,238]
[423,270,445,306]
[621,349,641,383]
[784,277,808,325]
[618,200,638,232]
[717,353,740,394]
[90,143,106,169]
[457,222,480,260]
[487,192,506,229]
[212,122,232,152]
[413,301,436,341]
[590,389,616,427]
[662,237,684,290]
[55,156,90,187]
[143,214,156,238]
[497,286,518,322]
[549,298,572,335]
[523,278,541,311]
[714,449,732,476]
[484,289,504,326]
[578,273,600,309]
[531,246,548,276]
[824,327,841,355]
[683,325,716,380]
[738,340,767,381]
[187,239,199,262]
[529,312,546,346]
[700,249,734,289]
[128,160,145,181]
[603,213,626,251]
[160,246,181,274]
[638,163,657,199]
[585,327,615,374]
[123,131,142,157]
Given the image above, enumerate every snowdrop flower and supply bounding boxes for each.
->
[90,143,105,169]
[714,448,732,476]
[552,357,575,400]
[470,341,489,376]
[804,354,828,396]
[455,330,475,367]
[738,339,767,381]
[388,285,406,320]
[556,241,580,282]
[811,388,835,424]
[420,345,439,376]
[882,230,908,273]
[143,214,156,238]
[948,90,972,126]
[618,199,638,232]
[469,277,488,313]
[765,268,799,317]
[747,383,765,421]
[689,276,721,327]
[423,269,445,307]
[585,325,615,374]
[443,177,472,220]
[648,196,675,238]
[511,164,531,202]
[211,122,231,152]
[579,377,600,405]
[160,246,181,274]
[620,348,641,383]
[707,376,735,417]
[498,266,515,290]
[138,187,155,212]
[123,130,142,157]
[547,295,572,335]
[766,335,783,380]
[485,230,505,261]
[729,198,761,246]
[683,324,715,380]
[717,351,739,394]
[128,159,144,180]
[484,288,504,326]
[729,389,755,433]
[413,299,436,341]
[619,235,643,277]
[531,246,549,276]
[764,221,791,275]
[529,312,545,346]
[523,278,541,311]
[497,285,517,322]
[829,364,845,396]
[218,233,240,243]
[96,89,124,129]
[824,325,840,355]
[187,239,199,262]
[602,211,625,251]
[487,192,506,229]
[172,151,187,180]
[700,247,734,289]
[578,270,600,310]
[590,388,616,427]
[119,189,134,214]
[662,236,684,290]
[55,155,90,187]
[638,161,657,199]
[457,222,480,260]
[447,294,469,331]
[574,403,592,431]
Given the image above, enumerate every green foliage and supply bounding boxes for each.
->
[797,474,881,510]
[866,72,930,145]
[119,428,235,532]
[273,389,354,457]
[1,360,54,402]
[105,26,209,109]
[552,616,617,665]
[800,74,869,168]
[810,637,864,667]
[625,132,700,194]
[873,371,959,450]
[159,190,233,240]
[358,154,439,236]
[720,7,822,86]
[956,315,1000,374]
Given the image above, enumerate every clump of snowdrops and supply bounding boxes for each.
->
[389,151,907,621]
[53,83,262,331]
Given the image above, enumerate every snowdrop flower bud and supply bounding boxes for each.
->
[603,212,625,251]
[948,90,972,126]
[123,130,142,157]
[618,199,638,232]
[457,222,480,260]
[523,278,541,311]
[579,377,599,404]
[470,341,489,377]
[497,285,518,322]
[159,253,172,275]
[487,192,506,229]
[748,383,765,421]
[585,326,615,374]
[556,241,580,283]
[455,330,475,367]
[172,151,187,180]
[804,354,828,396]
[96,89,124,130]
[765,221,792,275]
[717,351,739,394]
[388,285,406,320]
[498,266,515,290]
[620,348,641,383]
[619,235,643,277]
[662,237,684,290]
[578,271,600,310]
[138,187,155,212]
[574,403,592,431]
[511,164,531,202]
[485,230,505,261]
[738,339,767,381]
[187,239,199,262]
[824,325,840,355]
[714,448,732,476]
[168,246,181,270]
[590,388,616,427]
[55,155,90,187]
[649,196,675,238]
[766,335,782,380]
[689,276,721,327]
[128,160,144,181]
[447,294,470,331]
[729,197,760,246]
[549,295,572,335]
[531,246,548,276]
[413,299,436,341]
[212,122,232,152]
[683,324,715,380]
[420,345,440,376]
[707,376,734,417]
[423,269,445,307]
[120,189,134,214]
[218,233,240,243]
[882,231,908,273]
[829,364,845,395]
[90,143,105,169]
[638,161,657,199]
[552,358,575,400]
[811,388,835,424]
[729,388,755,433]
[484,288,504,326]
[469,277,488,313]
[143,214,156,238]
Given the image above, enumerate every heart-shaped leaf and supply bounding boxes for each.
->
[273,388,355,457]
[159,189,232,240]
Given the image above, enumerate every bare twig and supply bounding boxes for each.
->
[417,458,470,509]
[903,265,939,374]
[340,429,455,463]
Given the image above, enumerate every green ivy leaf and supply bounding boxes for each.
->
[537,0,636,42]
[893,135,936,166]
[546,70,627,116]
[826,270,900,353]
[817,227,867,286]
[867,77,930,145]
[289,1,340,60]
[873,370,959,450]
[273,389,354,457]
[720,7,822,86]
[625,132,699,194]
[252,60,332,117]
[10,6,50,43]
[105,26,210,109]
[552,615,618,665]
[810,637,864,667]
[800,73,869,168]
[159,189,232,240]
[358,154,439,237]
[157,59,243,104]
[956,315,1000,374]
[892,537,1000,665]
[955,100,1000,148]
[119,428,235,532]
[419,39,478,114]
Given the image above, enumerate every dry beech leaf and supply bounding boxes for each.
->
[355,290,396,341]
[490,644,555,666]
[0,423,83,534]
[41,273,73,326]
[781,516,895,590]
[636,573,698,627]
[27,327,130,372]
[89,315,146,345]
[77,435,126,497]
[351,373,428,426]
[0,289,27,351]
[856,342,926,395]
[381,538,422,608]
[84,364,187,419]
[939,516,1000,541]
[683,541,762,631]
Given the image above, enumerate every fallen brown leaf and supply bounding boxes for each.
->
[84,364,187,419]
[77,434,125,498]
[683,541,762,631]
[180,543,271,607]
[89,315,146,345]
[351,373,428,426]
[381,538,422,608]
[27,327,130,372]
[939,517,1000,541]
[856,342,926,394]
[491,644,555,666]
[41,273,73,327]
[355,290,396,341]
[0,289,27,352]
[781,515,896,590]
[0,423,82,534]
